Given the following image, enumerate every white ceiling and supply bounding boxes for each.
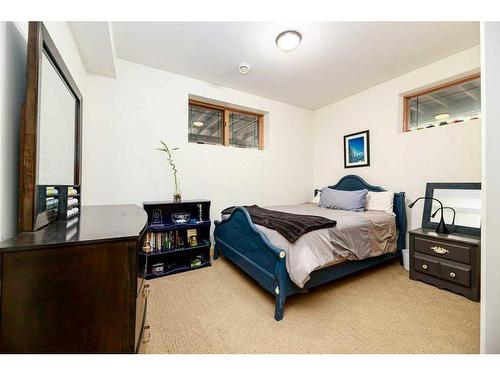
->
[100,22,479,109]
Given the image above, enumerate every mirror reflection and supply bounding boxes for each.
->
[429,187,481,229]
[37,51,76,185]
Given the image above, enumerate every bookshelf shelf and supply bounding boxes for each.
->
[147,220,211,232]
[139,200,211,279]
[144,261,211,280]
[140,239,210,256]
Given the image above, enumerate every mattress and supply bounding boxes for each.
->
[255,203,397,288]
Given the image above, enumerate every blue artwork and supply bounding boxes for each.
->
[344,130,370,168]
[348,136,365,163]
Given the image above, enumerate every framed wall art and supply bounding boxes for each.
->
[344,130,370,168]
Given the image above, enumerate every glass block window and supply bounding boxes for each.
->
[404,75,481,132]
[188,99,264,150]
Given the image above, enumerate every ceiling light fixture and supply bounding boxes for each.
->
[434,113,450,120]
[238,63,250,74]
[193,121,204,127]
[276,30,302,52]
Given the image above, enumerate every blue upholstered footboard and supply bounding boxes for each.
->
[213,175,407,321]
[214,207,289,320]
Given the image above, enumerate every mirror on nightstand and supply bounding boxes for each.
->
[422,182,481,236]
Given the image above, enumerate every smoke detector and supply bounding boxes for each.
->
[238,63,250,74]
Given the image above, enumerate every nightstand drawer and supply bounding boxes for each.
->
[414,253,439,277]
[438,261,471,287]
[414,252,471,287]
[414,236,471,264]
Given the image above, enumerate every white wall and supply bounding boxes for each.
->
[0,22,86,240]
[0,22,27,241]
[83,59,313,223]
[312,46,481,231]
[480,22,500,354]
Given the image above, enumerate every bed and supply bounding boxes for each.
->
[213,175,407,321]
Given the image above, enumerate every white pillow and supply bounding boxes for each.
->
[311,190,321,204]
[365,190,394,213]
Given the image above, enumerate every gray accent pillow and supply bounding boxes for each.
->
[319,188,369,212]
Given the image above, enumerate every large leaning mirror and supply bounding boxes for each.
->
[38,51,77,185]
[422,182,481,236]
[18,22,82,232]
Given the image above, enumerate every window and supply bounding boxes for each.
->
[188,99,264,150]
[403,74,481,132]
[188,104,224,145]
[229,112,260,149]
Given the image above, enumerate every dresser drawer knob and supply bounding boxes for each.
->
[431,246,449,254]
[142,284,150,298]
[142,325,151,343]
[450,272,456,278]
[422,264,428,270]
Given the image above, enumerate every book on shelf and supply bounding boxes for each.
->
[187,228,198,246]
[144,225,208,253]
[146,231,173,251]
[156,232,161,251]
[142,233,152,253]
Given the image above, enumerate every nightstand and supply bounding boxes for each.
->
[409,228,480,301]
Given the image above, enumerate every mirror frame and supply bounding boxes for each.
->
[422,182,481,236]
[18,22,83,232]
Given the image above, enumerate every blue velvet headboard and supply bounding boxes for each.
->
[315,175,407,251]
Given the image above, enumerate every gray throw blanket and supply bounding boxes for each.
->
[221,205,337,243]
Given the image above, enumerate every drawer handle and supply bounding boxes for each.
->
[142,325,151,344]
[142,284,150,298]
[422,264,428,270]
[450,272,456,278]
[431,246,449,254]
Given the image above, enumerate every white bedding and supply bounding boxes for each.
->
[255,203,397,288]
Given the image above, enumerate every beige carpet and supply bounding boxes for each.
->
[145,257,479,354]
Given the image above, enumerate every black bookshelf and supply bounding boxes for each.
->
[139,200,211,280]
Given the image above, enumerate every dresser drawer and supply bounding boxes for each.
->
[135,282,149,352]
[414,253,439,277]
[137,255,147,298]
[414,236,471,264]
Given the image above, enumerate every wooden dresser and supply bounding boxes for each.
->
[409,228,480,301]
[0,205,149,353]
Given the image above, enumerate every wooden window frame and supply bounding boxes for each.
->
[189,99,264,150]
[402,73,481,132]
